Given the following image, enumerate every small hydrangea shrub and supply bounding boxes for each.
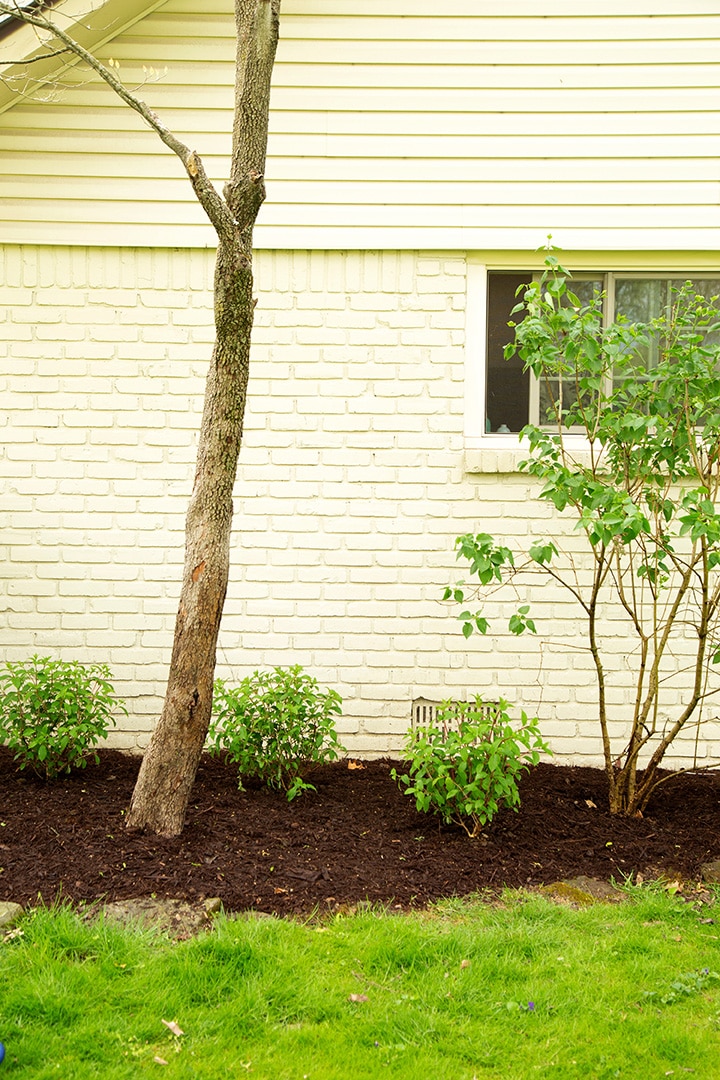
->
[207,665,345,799]
[0,656,126,778]
[392,697,549,838]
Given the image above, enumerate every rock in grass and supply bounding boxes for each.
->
[98,896,223,938]
[701,859,720,884]
[539,877,622,906]
[0,901,23,929]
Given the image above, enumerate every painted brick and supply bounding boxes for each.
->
[0,244,715,766]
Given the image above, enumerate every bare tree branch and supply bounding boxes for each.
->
[0,0,236,240]
[0,47,70,64]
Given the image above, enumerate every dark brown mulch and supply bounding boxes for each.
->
[1,747,719,917]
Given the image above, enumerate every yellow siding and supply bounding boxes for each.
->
[1,0,719,248]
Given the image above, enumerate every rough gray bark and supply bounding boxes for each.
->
[127,0,281,836]
[1,0,282,836]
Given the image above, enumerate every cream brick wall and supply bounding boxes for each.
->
[2,244,719,768]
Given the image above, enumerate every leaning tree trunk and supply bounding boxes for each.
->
[124,243,254,835]
[125,0,280,836]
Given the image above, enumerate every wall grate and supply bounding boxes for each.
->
[411,697,500,732]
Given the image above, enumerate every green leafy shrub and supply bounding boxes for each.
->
[392,697,549,837]
[0,656,126,778]
[207,665,345,799]
[447,250,720,815]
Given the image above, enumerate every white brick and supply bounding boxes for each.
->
[1,245,717,773]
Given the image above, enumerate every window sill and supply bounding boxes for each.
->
[464,437,594,475]
[464,442,529,474]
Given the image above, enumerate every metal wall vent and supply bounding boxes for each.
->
[411,698,443,729]
[411,697,500,731]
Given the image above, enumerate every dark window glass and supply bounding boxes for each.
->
[485,272,530,434]
[484,272,720,435]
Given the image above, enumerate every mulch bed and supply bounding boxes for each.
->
[1,747,719,917]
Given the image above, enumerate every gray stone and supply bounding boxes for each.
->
[0,901,24,929]
[97,896,223,939]
[539,876,623,906]
[701,859,720,884]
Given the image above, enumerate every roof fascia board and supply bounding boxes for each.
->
[0,0,171,114]
[0,2,61,37]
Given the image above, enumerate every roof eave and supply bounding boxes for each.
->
[0,0,169,114]
[0,2,61,39]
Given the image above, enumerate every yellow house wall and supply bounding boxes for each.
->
[0,0,719,249]
[2,3,720,763]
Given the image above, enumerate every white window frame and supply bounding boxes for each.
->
[465,259,720,472]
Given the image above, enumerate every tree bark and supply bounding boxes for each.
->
[125,0,280,835]
[123,241,255,835]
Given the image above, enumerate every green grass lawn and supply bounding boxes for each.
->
[1,887,719,1079]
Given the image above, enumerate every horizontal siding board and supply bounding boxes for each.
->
[265,133,720,158]
[9,105,720,138]
[1,0,720,248]
[1,197,209,225]
[270,65,720,90]
[258,205,720,230]
[2,130,716,159]
[270,133,719,158]
[276,0,720,14]
[54,59,720,92]
[170,0,720,13]
[267,112,720,137]
[47,59,720,91]
[3,152,717,185]
[143,12,720,42]
[275,86,720,112]
[2,176,717,208]
[51,84,720,114]
[257,181,720,208]
[265,157,720,183]
[4,199,717,231]
[3,222,720,252]
[261,225,720,252]
[111,38,720,66]
[280,15,720,42]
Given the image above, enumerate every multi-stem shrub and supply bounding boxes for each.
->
[392,697,549,837]
[206,665,345,799]
[0,656,126,778]
[448,251,720,816]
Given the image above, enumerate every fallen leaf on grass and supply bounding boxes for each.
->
[460,959,471,969]
[161,1019,184,1037]
[348,994,369,1003]
[154,1057,169,1066]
